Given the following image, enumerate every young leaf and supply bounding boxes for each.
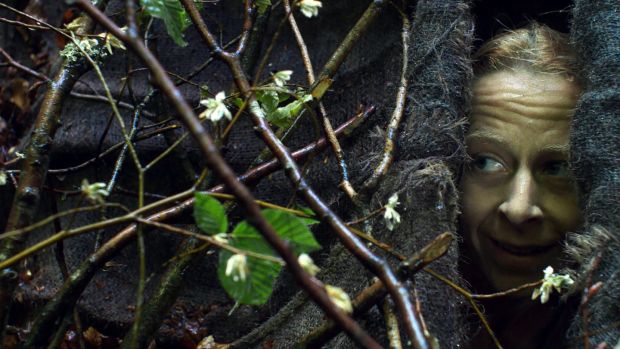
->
[297,206,320,226]
[217,209,321,304]
[256,90,279,113]
[218,250,281,305]
[194,192,228,235]
[266,94,312,129]
[140,0,191,46]
[233,209,321,255]
[255,0,272,14]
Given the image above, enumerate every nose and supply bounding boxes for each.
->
[498,169,543,225]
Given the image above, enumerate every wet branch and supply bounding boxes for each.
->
[361,14,411,193]
[296,232,453,348]
[180,0,433,347]
[0,47,87,340]
[21,89,372,346]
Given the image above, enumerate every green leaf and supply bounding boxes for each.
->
[255,0,272,14]
[266,94,312,128]
[233,97,245,108]
[217,209,321,304]
[218,250,281,305]
[266,100,301,128]
[230,209,321,256]
[297,207,320,226]
[259,209,321,254]
[194,192,228,235]
[256,90,279,113]
[140,0,191,46]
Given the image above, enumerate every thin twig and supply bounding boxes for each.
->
[68,91,156,119]
[253,15,289,84]
[361,14,411,193]
[283,0,362,202]
[343,228,505,349]
[21,105,370,346]
[383,298,403,349]
[0,55,88,340]
[0,0,108,329]
[45,124,179,175]
[0,203,128,240]
[136,219,284,264]
[181,0,430,347]
[282,0,315,83]
[297,233,453,348]
[424,268,504,349]
[0,48,50,81]
[470,280,542,300]
[310,1,387,100]
[0,16,51,31]
[105,90,155,192]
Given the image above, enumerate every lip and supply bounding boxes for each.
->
[483,236,559,271]
[491,238,556,256]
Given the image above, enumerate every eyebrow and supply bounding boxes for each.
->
[465,130,570,157]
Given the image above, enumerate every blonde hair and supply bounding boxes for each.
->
[474,23,578,81]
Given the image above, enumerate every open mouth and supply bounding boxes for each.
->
[490,238,556,256]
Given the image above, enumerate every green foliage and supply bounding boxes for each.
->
[256,90,313,129]
[267,96,312,128]
[297,206,320,226]
[193,191,320,305]
[217,209,321,305]
[255,0,272,14]
[194,192,228,235]
[140,0,191,46]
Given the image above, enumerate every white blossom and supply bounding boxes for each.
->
[80,179,109,204]
[297,0,322,18]
[272,70,293,87]
[531,266,575,304]
[298,253,320,276]
[326,285,353,314]
[383,193,401,231]
[196,335,216,349]
[213,233,229,245]
[199,91,232,123]
[225,254,249,282]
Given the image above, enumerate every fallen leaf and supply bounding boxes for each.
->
[7,78,30,112]
[83,326,103,349]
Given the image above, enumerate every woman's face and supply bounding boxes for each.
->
[460,70,582,292]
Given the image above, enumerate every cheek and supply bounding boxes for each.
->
[542,190,582,235]
[459,176,499,242]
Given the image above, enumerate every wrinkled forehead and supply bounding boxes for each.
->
[471,70,581,123]
[473,70,581,100]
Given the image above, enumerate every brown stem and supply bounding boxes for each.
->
[0,48,50,81]
[361,14,410,193]
[23,90,371,347]
[68,91,156,119]
[382,298,404,349]
[0,61,86,334]
[310,1,387,100]
[283,0,315,83]
[181,0,430,346]
[297,233,453,348]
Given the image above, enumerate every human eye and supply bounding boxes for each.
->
[471,155,505,173]
[541,160,570,177]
